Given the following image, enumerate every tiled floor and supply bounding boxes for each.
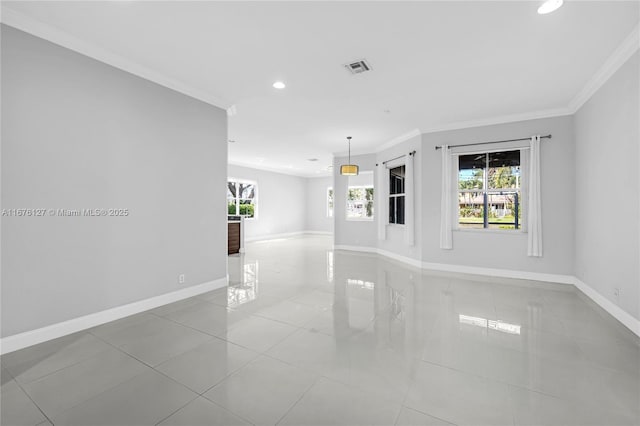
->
[1,235,639,425]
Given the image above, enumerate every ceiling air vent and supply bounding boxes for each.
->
[344,59,372,75]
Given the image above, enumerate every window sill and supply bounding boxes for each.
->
[387,223,405,228]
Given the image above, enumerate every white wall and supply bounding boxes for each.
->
[333,154,378,249]
[574,52,639,320]
[228,164,306,240]
[332,118,575,276]
[305,176,334,233]
[1,26,228,337]
[421,116,575,276]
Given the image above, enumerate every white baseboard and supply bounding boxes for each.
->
[421,261,575,285]
[573,277,640,337]
[304,231,333,236]
[333,244,378,254]
[0,277,228,355]
[336,245,573,283]
[377,248,423,269]
[332,244,639,337]
[246,231,332,242]
[245,232,302,242]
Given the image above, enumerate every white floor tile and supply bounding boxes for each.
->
[279,377,401,426]
[2,235,638,426]
[203,355,318,425]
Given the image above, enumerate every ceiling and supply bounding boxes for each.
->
[2,1,638,177]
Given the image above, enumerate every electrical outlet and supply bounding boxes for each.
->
[178,274,185,284]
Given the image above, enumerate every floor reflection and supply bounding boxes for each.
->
[459,314,522,335]
[228,260,259,307]
[222,236,638,425]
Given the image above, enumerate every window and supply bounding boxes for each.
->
[458,150,521,230]
[346,186,374,220]
[327,187,334,217]
[227,179,257,218]
[389,165,405,224]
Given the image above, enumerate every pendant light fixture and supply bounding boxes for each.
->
[340,136,359,176]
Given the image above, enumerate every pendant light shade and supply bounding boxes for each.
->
[340,136,359,176]
[340,164,359,176]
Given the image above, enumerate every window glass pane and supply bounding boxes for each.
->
[389,198,395,223]
[348,187,363,201]
[458,155,484,190]
[239,183,255,199]
[365,201,374,218]
[346,201,365,218]
[459,154,486,172]
[227,181,237,215]
[238,200,254,218]
[488,151,520,190]
[396,196,405,225]
[389,166,405,195]
[365,187,374,201]
[458,191,485,229]
[487,191,520,229]
[327,188,334,217]
[227,182,237,199]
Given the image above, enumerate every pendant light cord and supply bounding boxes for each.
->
[347,136,352,163]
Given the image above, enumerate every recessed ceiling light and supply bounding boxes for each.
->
[537,0,563,14]
[228,140,236,143]
[307,158,319,162]
[273,81,286,89]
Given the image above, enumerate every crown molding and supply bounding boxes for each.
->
[0,7,230,109]
[331,128,422,158]
[420,107,573,135]
[569,24,639,113]
[375,128,422,153]
[228,159,330,178]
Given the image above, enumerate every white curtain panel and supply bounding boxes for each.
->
[404,153,415,246]
[377,164,388,240]
[440,145,453,249]
[527,135,543,257]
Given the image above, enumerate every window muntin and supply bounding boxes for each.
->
[327,187,334,217]
[389,165,405,225]
[227,179,256,218]
[347,186,374,220]
[458,150,521,230]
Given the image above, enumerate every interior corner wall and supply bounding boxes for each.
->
[376,135,422,262]
[305,176,334,233]
[333,153,378,249]
[574,51,640,321]
[421,115,575,276]
[1,25,228,337]
[227,164,306,240]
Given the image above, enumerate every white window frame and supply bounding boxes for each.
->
[346,185,374,221]
[327,187,334,218]
[455,148,524,233]
[227,178,258,220]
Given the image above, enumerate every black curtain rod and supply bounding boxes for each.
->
[434,134,552,150]
[377,150,416,166]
